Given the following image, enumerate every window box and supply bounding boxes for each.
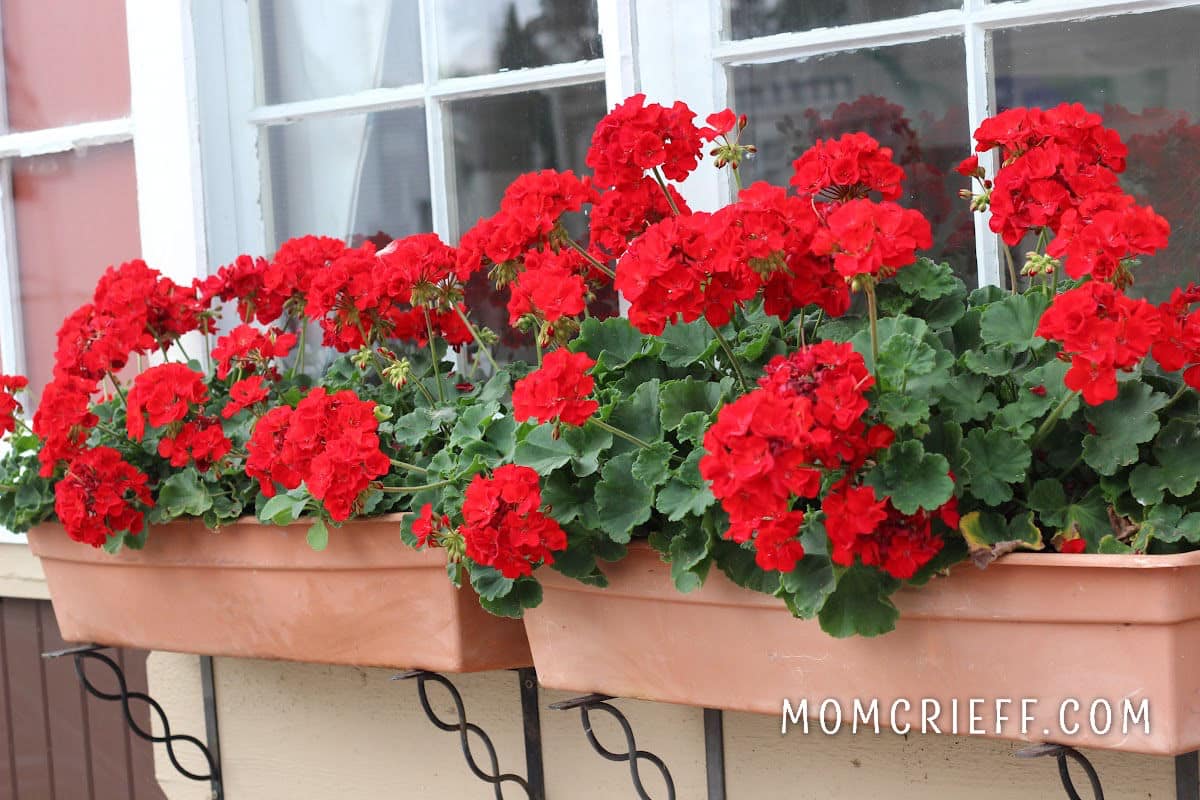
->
[29,516,531,672]
[525,541,1200,755]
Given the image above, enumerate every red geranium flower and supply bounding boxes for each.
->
[157,417,232,471]
[125,363,209,441]
[460,465,566,578]
[512,350,598,426]
[586,94,716,189]
[222,375,270,419]
[810,199,932,281]
[0,374,28,436]
[54,446,152,547]
[791,132,906,201]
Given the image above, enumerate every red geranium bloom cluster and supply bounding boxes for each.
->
[54,446,151,547]
[125,364,209,441]
[589,175,689,261]
[699,342,891,572]
[507,249,588,330]
[157,418,232,471]
[615,212,757,334]
[723,182,850,321]
[821,483,955,579]
[511,350,598,426]
[201,236,346,324]
[245,388,389,521]
[35,261,212,477]
[0,375,27,436]
[377,233,474,349]
[412,503,452,549]
[459,465,567,578]
[1036,281,1161,405]
[211,324,297,380]
[586,94,718,189]
[811,199,933,280]
[223,376,270,419]
[790,132,906,201]
[496,170,596,247]
[1151,284,1200,389]
[974,104,1168,282]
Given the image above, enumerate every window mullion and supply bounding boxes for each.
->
[964,2,1002,288]
[0,3,24,379]
[598,0,639,105]
[418,0,453,241]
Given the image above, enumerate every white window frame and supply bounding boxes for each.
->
[656,0,1200,288]
[196,0,640,269]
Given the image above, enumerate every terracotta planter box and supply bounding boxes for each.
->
[525,542,1200,755]
[29,517,531,672]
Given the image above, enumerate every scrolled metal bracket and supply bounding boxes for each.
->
[1016,743,1104,800]
[394,667,545,800]
[42,644,223,800]
[549,693,677,800]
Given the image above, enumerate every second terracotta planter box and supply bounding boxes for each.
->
[29,516,531,672]
[524,542,1200,755]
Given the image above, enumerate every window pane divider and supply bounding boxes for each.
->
[0,117,133,160]
[418,0,452,240]
[970,0,1200,29]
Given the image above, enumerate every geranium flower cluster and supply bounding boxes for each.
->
[1036,281,1161,405]
[511,350,598,427]
[699,342,897,572]
[0,375,27,436]
[821,483,956,580]
[586,94,720,189]
[459,465,567,578]
[1152,284,1200,389]
[53,446,152,548]
[970,103,1169,283]
[790,132,906,201]
[125,363,234,472]
[246,388,389,521]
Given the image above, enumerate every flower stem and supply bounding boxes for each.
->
[563,236,616,280]
[452,305,500,373]
[591,417,655,450]
[105,373,128,405]
[1030,391,1079,450]
[863,281,880,367]
[423,309,446,404]
[389,459,429,475]
[708,323,750,393]
[1002,243,1019,294]
[289,320,306,381]
[1162,383,1191,413]
[377,478,455,494]
[652,167,681,216]
[731,165,743,192]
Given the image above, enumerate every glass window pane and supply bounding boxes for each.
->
[447,81,610,360]
[264,107,432,249]
[1,0,130,131]
[257,0,422,105]
[993,8,1200,300]
[724,0,959,39]
[730,37,976,284]
[14,144,141,400]
[436,0,601,79]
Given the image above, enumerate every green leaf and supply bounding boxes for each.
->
[513,424,573,473]
[1151,419,1200,498]
[934,374,999,424]
[1029,483,1110,547]
[306,518,329,551]
[874,333,937,390]
[962,348,1015,376]
[959,510,1044,567]
[559,423,613,478]
[864,441,953,514]
[895,258,962,301]
[154,468,214,519]
[778,556,836,619]
[1098,535,1133,554]
[595,451,654,541]
[660,378,729,430]
[675,411,711,446]
[449,401,500,446]
[469,564,514,602]
[979,291,1050,352]
[540,471,592,525]
[961,428,1031,505]
[632,442,674,488]
[605,380,662,451]
[571,316,644,370]
[1136,505,1200,547]
[732,322,774,362]
[476,575,542,618]
[876,392,931,428]
[659,319,718,368]
[654,450,714,521]
[668,521,713,593]
[1128,464,1165,506]
[1083,382,1168,476]
[715,540,781,595]
[817,566,899,638]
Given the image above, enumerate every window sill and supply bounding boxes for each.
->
[0,542,48,600]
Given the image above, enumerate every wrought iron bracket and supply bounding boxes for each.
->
[549,693,677,800]
[395,667,546,800]
[42,644,223,800]
[1016,743,1104,800]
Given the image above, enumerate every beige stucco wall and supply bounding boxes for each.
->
[147,652,1175,799]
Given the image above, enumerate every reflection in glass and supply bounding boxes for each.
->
[436,0,602,79]
[257,0,422,105]
[265,107,432,250]
[994,9,1200,300]
[1,0,130,132]
[731,38,975,284]
[448,82,610,361]
[13,145,142,400]
[724,0,959,40]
